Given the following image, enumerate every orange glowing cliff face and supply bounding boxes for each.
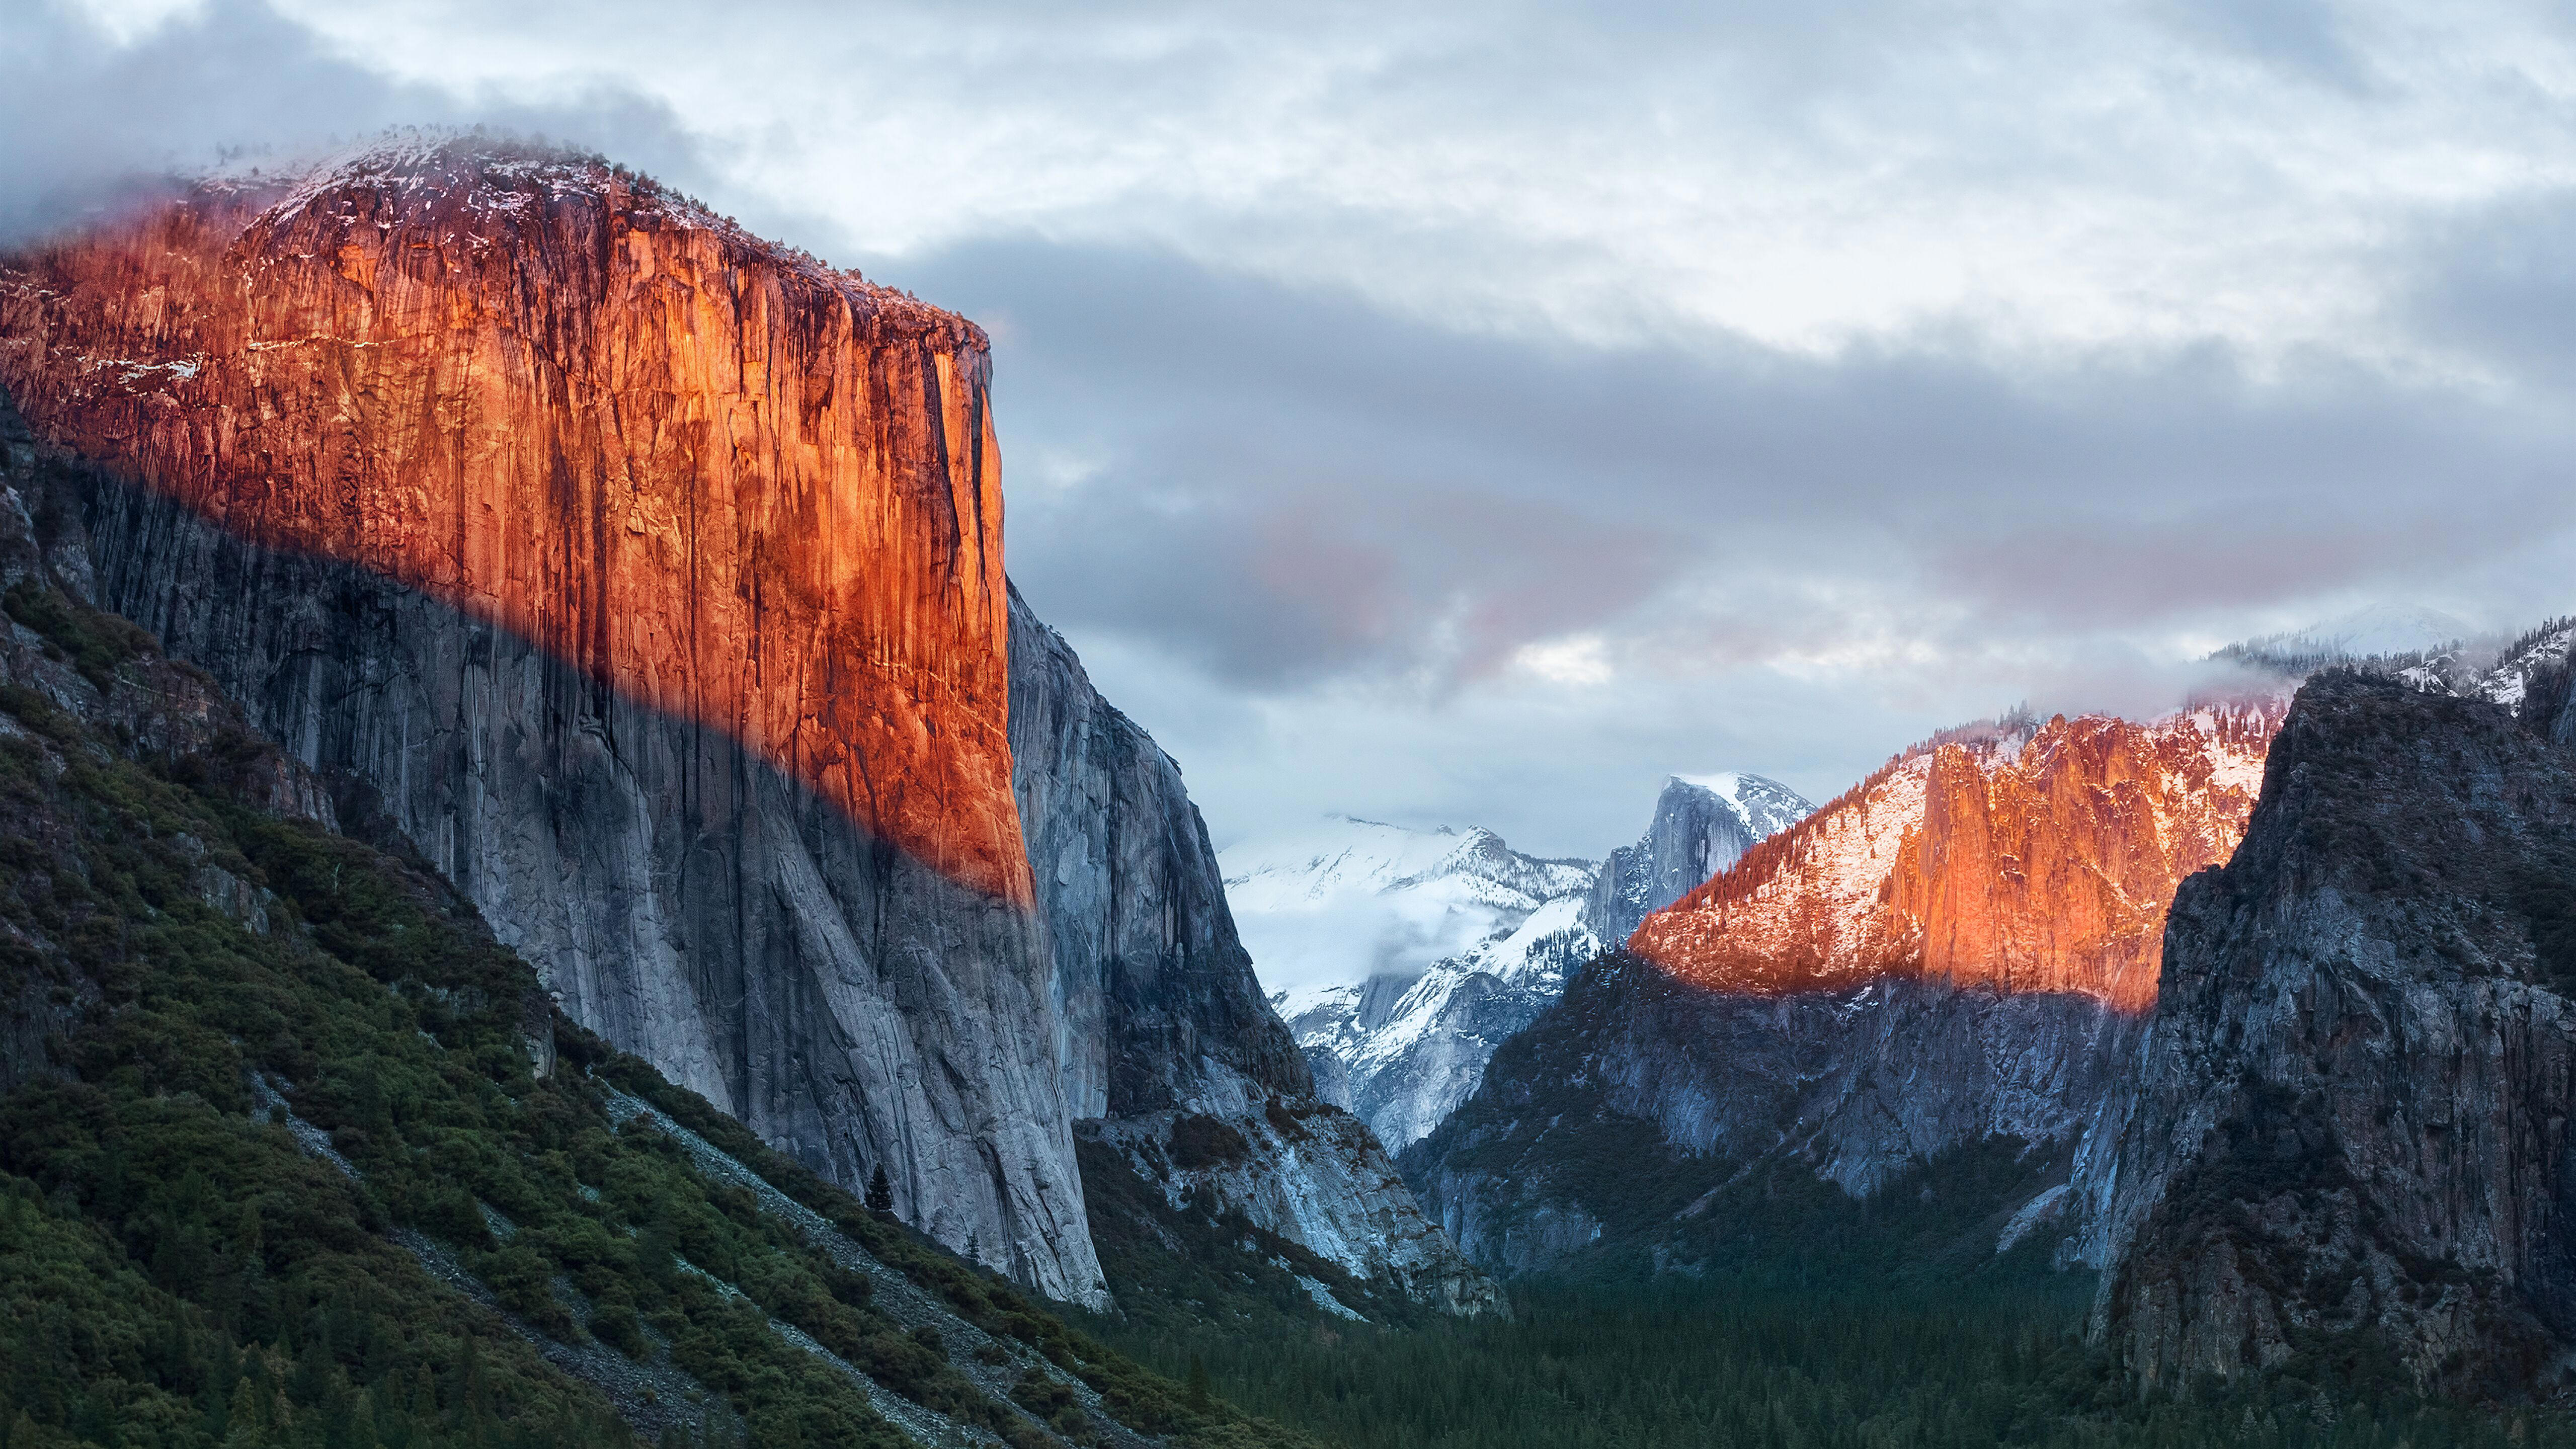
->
[0,140,1030,904]
[1628,706,2282,1012]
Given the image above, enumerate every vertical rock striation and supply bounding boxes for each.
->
[2087,673,2576,1394]
[1413,706,2282,1276]
[1633,707,2279,1011]
[0,139,1102,1304]
[1009,588,1493,1310]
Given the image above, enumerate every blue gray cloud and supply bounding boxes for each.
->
[15,0,2576,856]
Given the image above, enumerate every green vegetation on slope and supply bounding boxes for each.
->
[0,580,1308,1449]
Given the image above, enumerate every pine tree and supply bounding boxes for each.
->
[866,1164,894,1215]
[1187,1354,1212,1413]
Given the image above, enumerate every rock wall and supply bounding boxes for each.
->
[2086,673,2576,1395]
[1009,588,1492,1307]
[0,140,1103,1305]
[1633,708,2278,1012]
[1586,775,1807,944]
[1413,706,2277,1278]
[1406,952,2134,1274]
[1007,585,1308,1120]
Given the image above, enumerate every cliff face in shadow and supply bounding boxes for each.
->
[0,135,1488,1314]
[2090,673,2576,1396]
[1009,587,1493,1311]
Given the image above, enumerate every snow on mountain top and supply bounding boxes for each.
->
[2247,603,2474,663]
[1223,815,1595,995]
[1671,771,1814,840]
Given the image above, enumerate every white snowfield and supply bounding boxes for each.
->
[2263,602,2474,661]
[1223,817,1593,997]
[1235,777,1813,1149]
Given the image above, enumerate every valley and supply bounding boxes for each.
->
[2,131,2575,1449]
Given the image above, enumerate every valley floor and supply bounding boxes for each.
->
[1081,1134,2576,1449]
[1098,1278,2574,1449]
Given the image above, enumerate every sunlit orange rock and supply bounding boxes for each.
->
[0,139,1029,902]
[1629,706,2282,1011]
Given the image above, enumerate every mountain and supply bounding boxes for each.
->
[2274,603,2474,661]
[1010,597,1494,1315]
[0,416,1308,1448]
[1586,773,1816,944]
[1407,705,2282,1276]
[1633,708,2277,1012]
[2079,669,2576,1395]
[0,135,1476,1317]
[1252,774,1813,1150]
[1227,818,1595,989]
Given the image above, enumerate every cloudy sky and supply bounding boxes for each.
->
[14,0,2576,859]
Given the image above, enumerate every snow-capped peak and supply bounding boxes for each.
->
[2227,603,2474,668]
[1221,816,1594,998]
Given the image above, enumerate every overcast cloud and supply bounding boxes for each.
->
[13,0,2576,858]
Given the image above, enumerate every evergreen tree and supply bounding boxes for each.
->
[866,1164,894,1215]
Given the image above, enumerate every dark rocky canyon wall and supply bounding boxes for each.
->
[1416,707,2279,1276]
[2087,673,2576,1395]
[1010,588,1494,1309]
[0,136,1484,1314]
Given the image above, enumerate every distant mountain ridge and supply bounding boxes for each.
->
[1246,775,1814,1149]
[1408,702,2282,1276]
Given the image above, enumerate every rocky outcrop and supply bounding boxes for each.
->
[2085,673,2576,1395]
[1406,952,2137,1274]
[1634,708,2278,1012]
[1587,774,1811,944]
[0,140,1100,1301]
[1008,585,1307,1121]
[1412,706,2281,1277]
[1010,589,1492,1308]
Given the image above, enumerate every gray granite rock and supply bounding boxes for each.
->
[1010,589,1491,1307]
[65,462,1107,1307]
[2081,672,2576,1395]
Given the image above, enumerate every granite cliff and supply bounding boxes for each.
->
[0,134,1478,1314]
[1010,589,1491,1308]
[2084,673,2576,1395]
[1410,706,2280,1276]
[1586,773,1813,944]
[1634,708,2278,1011]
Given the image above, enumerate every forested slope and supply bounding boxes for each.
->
[0,446,1305,1448]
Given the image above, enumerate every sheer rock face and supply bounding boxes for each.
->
[1405,953,2139,1275]
[1010,589,1492,1306]
[1586,775,1810,945]
[0,142,1105,1306]
[2085,674,2576,1395]
[0,141,1026,904]
[1632,708,2279,1013]
[1413,707,2281,1277]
